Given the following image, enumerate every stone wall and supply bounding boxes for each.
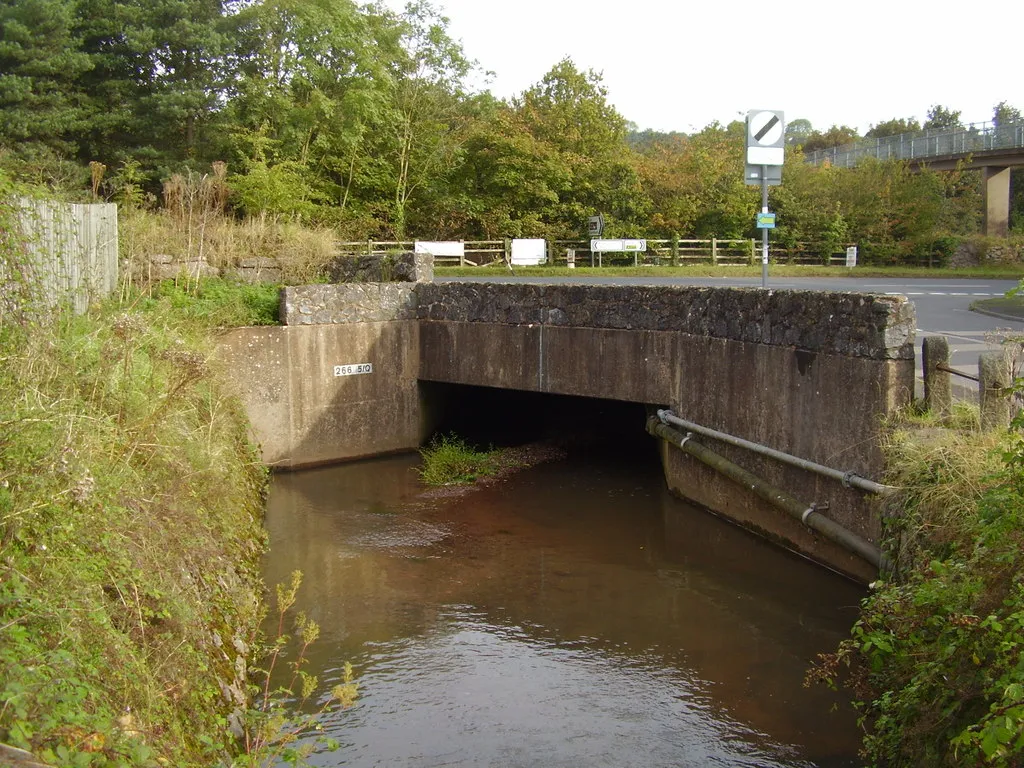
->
[414,283,915,360]
[281,284,418,325]
[131,251,432,286]
[326,252,433,283]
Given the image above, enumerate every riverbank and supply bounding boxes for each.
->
[811,403,1024,766]
[0,302,268,766]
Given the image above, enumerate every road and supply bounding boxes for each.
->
[437,275,1024,397]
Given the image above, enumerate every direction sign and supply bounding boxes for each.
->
[590,239,647,253]
[756,212,776,229]
[587,214,605,237]
[746,109,785,166]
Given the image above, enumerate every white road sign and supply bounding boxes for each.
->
[746,110,785,166]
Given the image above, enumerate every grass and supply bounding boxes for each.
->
[418,435,500,485]
[132,277,282,328]
[972,294,1024,321]
[0,300,269,766]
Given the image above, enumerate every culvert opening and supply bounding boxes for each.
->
[420,382,660,463]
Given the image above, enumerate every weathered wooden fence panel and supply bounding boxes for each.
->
[12,199,119,314]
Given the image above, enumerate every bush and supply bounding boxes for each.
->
[812,403,1024,766]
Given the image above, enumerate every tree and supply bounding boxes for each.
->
[513,58,646,236]
[361,0,473,238]
[923,104,962,130]
[993,101,1022,126]
[785,118,813,148]
[802,125,860,153]
[223,0,390,219]
[0,0,92,156]
[865,117,921,138]
[72,0,233,172]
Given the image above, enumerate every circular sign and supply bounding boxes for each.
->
[749,111,783,146]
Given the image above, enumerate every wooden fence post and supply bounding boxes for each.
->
[671,233,679,267]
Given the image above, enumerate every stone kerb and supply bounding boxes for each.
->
[414,282,916,360]
[281,283,418,325]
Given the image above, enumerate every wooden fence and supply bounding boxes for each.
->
[336,238,856,268]
[8,199,119,314]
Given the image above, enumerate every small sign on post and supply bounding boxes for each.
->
[845,246,858,268]
[745,109,785,288]
[567,248,576,269]
[587,214,605,238]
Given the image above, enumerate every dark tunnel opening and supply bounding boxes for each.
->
[420,382,661,464]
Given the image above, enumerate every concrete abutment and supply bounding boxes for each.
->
[217,281,916,581]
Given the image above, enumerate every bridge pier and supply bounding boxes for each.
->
[984,166,1011,238]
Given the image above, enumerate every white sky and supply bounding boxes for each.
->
[382,0,1023,134]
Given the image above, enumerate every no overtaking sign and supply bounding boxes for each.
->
[746,110,785,166]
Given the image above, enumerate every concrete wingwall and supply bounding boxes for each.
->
[217,281,915,580]
[216,285,427,468]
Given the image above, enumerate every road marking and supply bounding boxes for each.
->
[888,291,997,297]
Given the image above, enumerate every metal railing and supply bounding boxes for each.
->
[805,120,1024,168]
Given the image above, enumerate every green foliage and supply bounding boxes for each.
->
[0,0,92,156]
[0,300,268,765]
[925,104,964,130]
[865,117,921,138]
[236,571,357,767]
[418,434,499,485]
[136,277,281,328]
[811,400,1024,766]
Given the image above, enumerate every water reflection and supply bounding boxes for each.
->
[263,446,864,767]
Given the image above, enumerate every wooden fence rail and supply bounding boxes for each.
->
[8,199,119,314]
[335,238,856,268]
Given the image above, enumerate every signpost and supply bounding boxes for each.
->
[745,109,785,288]
[587,214,605,238]
[589,238,646,268]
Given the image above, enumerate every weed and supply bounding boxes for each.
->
[418,435,499,486]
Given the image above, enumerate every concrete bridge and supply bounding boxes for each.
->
[219,281,916,581]
[806,120,1024,237]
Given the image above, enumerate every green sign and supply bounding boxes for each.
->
[756,212,776,229]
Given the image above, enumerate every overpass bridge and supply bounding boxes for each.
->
[806,120,1024,237]
[218,280,916,582]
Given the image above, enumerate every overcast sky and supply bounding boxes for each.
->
[382,0,1023,134]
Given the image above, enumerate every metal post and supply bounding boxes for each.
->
[761,165,769,288]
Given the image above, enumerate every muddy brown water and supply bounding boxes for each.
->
[262,438,866,767]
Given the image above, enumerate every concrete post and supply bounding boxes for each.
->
[671,233,679,267]
[983,166,1011,238]
[979,350,1011,430]
[922,336,952,417]
[711,237,718,265]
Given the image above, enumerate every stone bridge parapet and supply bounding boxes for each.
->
[413,283,915,360]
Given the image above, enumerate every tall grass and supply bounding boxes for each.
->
[0,297,268,765]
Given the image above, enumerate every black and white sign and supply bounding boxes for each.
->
[334,363,373,377]
[746,109,785,166]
